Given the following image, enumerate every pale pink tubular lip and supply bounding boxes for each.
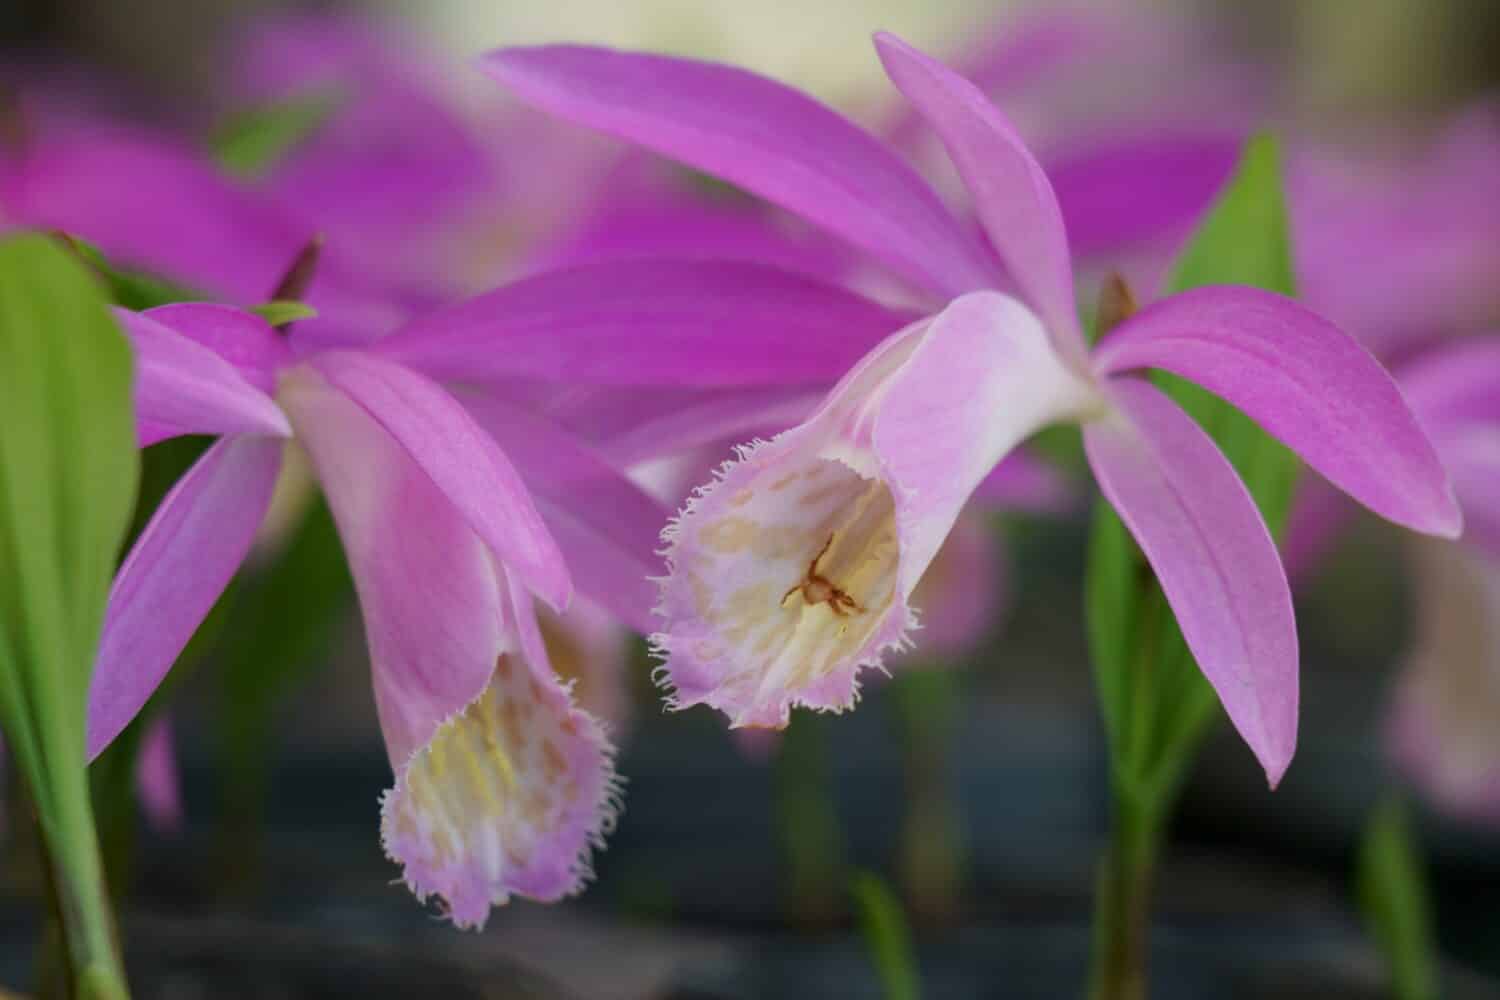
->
[1084,377,1298,787]
[283,363,616,927]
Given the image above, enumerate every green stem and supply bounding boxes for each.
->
[1089,788,1164,1000]
[773,713,846,926]
[36,779,130,999]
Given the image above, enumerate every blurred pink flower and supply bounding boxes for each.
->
[485,34,1459,785]
[1386,338,1500,821]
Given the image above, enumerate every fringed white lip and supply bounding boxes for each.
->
[653,294,1102,729]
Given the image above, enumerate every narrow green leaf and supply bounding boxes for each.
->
[1358,797,1439,1000]
[851,871,921,1000]
[0,232,139,714]
[248,299,318,327]
[0,231,138,993]
[210,93,339,178]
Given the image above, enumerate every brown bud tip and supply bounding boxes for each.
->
[1095,271,1139,339]
[269,234,324,306]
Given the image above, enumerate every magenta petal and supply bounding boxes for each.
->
[481,45,994,298]
[1397,338,1500,432]
[1084,377,1297,786]
[142,303,292,394]
[874,32,1087,364]
[87,436,284,759]
[376,259,916,388]
[460,393,670,633]
[1093,285,1462,538]
[306,353,572,611]
[115,308,292,447]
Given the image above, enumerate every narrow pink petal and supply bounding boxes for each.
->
[481,45,994,299]
[874,32,1087,364]
[1093,285,1462,538]
[375,258,916,388]
[115,308,292,447]
[1440,429,1500,559]
[557,386,820,467]
[142,303,292,394]
[135,714,184,834]
[306,352,571,610]
[88,436,283,759]
[460,393,670,633]
[1084,377,1297,786]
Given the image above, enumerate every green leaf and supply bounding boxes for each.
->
[249,299,318,327]
[850,871,921,1000]
[211,93,339,179]
[0,231,138,993]
[1358,797,1439,1000]
[0,232,138,719]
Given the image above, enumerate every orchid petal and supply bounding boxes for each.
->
[482,45,994,298]
[874,32,1087,363]
[376,259,915,388]
[87,436,283,759]
[115,308,291,447]
[1397,338,1500,432]
[141,303,292,394]
[1084,377,1296,785]
[282,373,615,925]
[306,352,571,610]
[460,393,670,633]
[561,386,820,466]
[1093,285,1461,538]
[656,292,1097,727]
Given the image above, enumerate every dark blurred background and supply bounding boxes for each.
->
[2,2,1499,997]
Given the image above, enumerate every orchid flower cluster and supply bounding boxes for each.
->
[4,9,1493,943]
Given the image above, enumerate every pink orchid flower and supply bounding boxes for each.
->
[482,34,1461,785]
[88,301,638,928]
[1385,338,1500,821]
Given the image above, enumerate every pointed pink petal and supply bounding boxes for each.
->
[1084,377,1297,786]
[874,32,1087,364]
[115,308,292,447]
[307,352,572,610]
[136,715,184,834]
[376,259,916,388]
[88,436,284,759]
[481,45,994,299]
[1093,286,1461,538]
[460,393,671,633]
[142,303,292,394]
